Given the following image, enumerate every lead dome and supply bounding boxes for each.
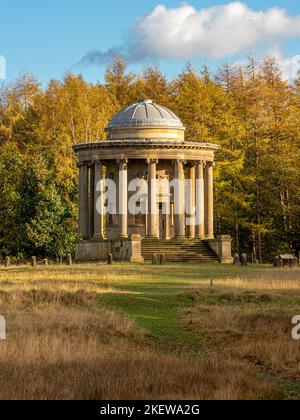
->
[105,100,186,141]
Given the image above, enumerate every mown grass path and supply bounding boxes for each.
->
[99,263,273,351]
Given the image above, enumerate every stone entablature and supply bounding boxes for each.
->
[73,140,219,163]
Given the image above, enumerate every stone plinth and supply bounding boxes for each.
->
[76,241,109,262]
[76,235,144,263]
[208,235,233,264]
[128,234,144,263]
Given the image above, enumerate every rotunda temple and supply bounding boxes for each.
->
[73,100,232,263]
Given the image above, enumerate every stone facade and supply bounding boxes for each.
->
[73,100,232,263]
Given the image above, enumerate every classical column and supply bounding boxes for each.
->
[94,161,104,240]
[174,159,185,239]
[89,163,95,238]
[195,161,205,239]
[186,164,196,239]
[118,159,128,239]
[165,199,171,240]
[147,159,158,239]
[205,162,215,239]
[78,163,89,239]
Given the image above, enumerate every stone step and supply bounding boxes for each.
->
[141,240,219,263]
[143,257,217,261]
[143,246,209,249]
[142,246,210,249]
[142,249,214,252]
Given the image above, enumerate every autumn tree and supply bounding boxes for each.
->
[105,55,135,107]
[215,64,250,254]
[0,56,300,261]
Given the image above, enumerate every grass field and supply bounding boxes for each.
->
[0,263,299,400]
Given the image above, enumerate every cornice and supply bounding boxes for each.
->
[73,140,220,153]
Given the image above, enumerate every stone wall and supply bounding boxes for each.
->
[76,235,144,263]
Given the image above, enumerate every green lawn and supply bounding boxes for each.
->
[98,263,293,347]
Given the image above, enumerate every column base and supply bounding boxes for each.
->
[93,235,105,241]
[220,257,234,265]
[175,235,186,240]
[119,235,129,240]
[130,256,145,263]
[195,235,205,240]
[147,235,159,240]
[78,236,91,241]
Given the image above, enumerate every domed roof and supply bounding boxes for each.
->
[106,100,184,130]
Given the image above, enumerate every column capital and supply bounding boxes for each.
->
[94,160,103,166]
[173,159,187,166]
[196,160,205,167]
[206,161,215,168]
[77,162,89,169]
[117,159,128,170]
[147,158,159,165]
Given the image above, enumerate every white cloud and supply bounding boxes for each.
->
[78,2,300,66]
[129,2,300,60]
[0,56,6,80]
[262,47,300,82]
[278,55,300,82]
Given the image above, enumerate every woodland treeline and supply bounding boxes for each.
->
[0,56,300,261]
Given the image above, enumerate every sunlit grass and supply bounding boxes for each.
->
[0,263,299,399]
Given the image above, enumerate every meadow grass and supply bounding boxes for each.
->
[0,263,299,400]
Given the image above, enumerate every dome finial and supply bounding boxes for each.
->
[138,99,153,104]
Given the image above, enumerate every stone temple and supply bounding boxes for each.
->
[73,100,233,264]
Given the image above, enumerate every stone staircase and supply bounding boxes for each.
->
[142,240,219,263]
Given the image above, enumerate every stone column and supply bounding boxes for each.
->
[147,159,158,239]
[94,161,104,240]
[186,164,196,239]
[165,199,171,240]
[175,159,185,239]
[205,162,214,239]
[78,163,89,239]
[89,163,95,238]
[118,159,128,239]
[195,161,205,239]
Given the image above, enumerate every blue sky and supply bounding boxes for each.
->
[1,0,300,85]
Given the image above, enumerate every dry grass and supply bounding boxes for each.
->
[0,289,281,400]
[205,269,300,291]
[0,265,298,400]
[182,288,300,394]
[0,266,140,295]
